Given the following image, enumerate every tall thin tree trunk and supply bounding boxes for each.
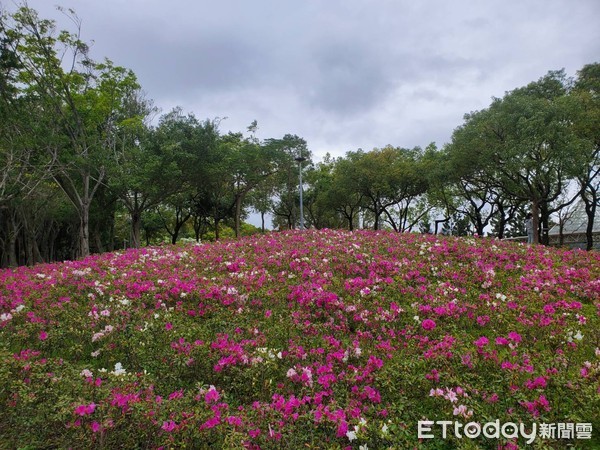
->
[540,201,550,246]
[130,193,142,248]
[235,195,243,238]
[80,202,90,257]
[583,196,596,251]
[531,201,540,245]
[214,218,220,240]
[131,211,142,248]
[7,213,18,268]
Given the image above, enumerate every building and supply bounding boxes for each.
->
[548,201,600,249]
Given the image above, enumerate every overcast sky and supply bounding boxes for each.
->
[11,0,600,160]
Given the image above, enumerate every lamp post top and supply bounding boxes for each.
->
[294,156,307,163]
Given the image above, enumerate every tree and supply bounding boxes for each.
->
[302,157,347,229]
[267,135,311,230]
[572,63,600,250]
[107,91,164,248]
[347,146,428,231]
[326,155,364,230]
[381,147,430,232]
[348,148,396,230]
[220,125,282,238]
[4,5,142,257]
[448,70,583,244]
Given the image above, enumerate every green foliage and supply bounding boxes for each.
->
[0,231,599,448]
[1,2,600,266]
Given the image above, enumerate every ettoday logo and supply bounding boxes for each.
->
[418,420,593,444]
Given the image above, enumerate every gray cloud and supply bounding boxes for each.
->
[306,39,392,114]
[16,0,600,160]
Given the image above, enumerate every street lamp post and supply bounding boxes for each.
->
[294,155,306,230]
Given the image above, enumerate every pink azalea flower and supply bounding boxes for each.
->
[74,403,96,416]
[476,315,490,326]
[421,319,436,331]
[226,416,243,427]
[508,331,522,343]
[162,420,177,432]
[474,336,489,348]
[204,386,220,403]
[336,420,349,438]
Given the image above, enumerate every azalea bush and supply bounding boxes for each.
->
[0,230,598,449]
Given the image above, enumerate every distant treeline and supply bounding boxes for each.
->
[0,5,598,267]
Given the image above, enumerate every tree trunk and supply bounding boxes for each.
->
[171,224,182,245]
[93,228,105,253]
[193,217,202,242]
[80,202,90,258]
[25,226,35,266]
[531,201,540,245]
[382,208,398,231]
[33,238,43,265]
[214,218,220,240]
[261,211,265,233]
[130,193,143,248]
[475,217,485,237]
[583,193,596,251]
[107,213,115,252]
[7,210,19,267]
[234,195,243,238]
[495,204,506,239]
[434,218,448,235]
[539,201,550,246]
[131,210,142,248]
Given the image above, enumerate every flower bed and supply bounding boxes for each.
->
[0,230,598,449]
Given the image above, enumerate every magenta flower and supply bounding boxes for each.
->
[508,331,522,343]
[476,315,490,326]
[336,420,348,438]
[524,376,547,389]
[162,420,176,432]
[421,319,436,331]
[486,393,499,403]
[204,386,220,403]
[39,331,48,341]
[226,416,243,427]
[74,403,96,416]
[474,336,489,348]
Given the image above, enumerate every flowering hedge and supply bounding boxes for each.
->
[0,230,598,449]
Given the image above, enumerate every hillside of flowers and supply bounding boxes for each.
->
[0,230,598,449]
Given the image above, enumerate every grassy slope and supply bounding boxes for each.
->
[0,230,599,449]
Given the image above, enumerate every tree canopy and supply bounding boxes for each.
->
[1,3,598,267]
